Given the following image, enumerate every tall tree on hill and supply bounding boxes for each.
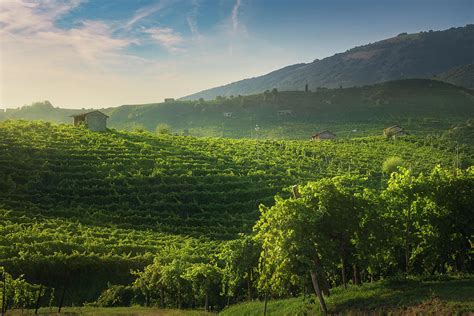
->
[255,176,370,314]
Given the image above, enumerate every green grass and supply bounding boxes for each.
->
[8,306,208,315]
[220,277,474,315]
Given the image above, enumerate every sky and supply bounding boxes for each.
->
[0,0,472,109]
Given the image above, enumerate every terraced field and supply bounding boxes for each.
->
[0,120,464,303]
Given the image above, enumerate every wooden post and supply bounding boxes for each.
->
[341,258,347,289]
[58,272,69,313]
[35,284,43,314]
[263,292,268,316]
[1,271,5,316]
[292,185,300,199]
[310,270,327,315]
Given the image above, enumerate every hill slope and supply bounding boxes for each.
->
[181,25,474,100]
[435,63,474,89]
[2,79,473,139]
[0,120,465,304]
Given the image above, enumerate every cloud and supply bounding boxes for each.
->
[187,0,201,39]
[231,0,242,32]
[0,0,82,34]
[124,0,169,30]
[144,27,184,52]
[0,0,135,65]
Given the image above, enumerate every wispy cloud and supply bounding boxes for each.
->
[0,0,285,109]
[144,27,184,52]
[231,0,242,32]
[124,0,169,30]
[0,0,82,34]
[187,0,201,39]
[0,0,133,65]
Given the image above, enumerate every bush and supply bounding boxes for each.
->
[156,124,171,135]
[94,285,137,307]
[382,156,404,174]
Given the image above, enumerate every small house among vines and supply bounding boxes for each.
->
[71,110,109,132]
[383,125,407,138]
[311,130,336,141]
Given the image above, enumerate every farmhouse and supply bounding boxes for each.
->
[311,130,336,141]
[383,125,407,138]
[71,110,108,132]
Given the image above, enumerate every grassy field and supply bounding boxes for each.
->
[221,277,474,315]
[9,277,472,315]
[7,306,208,316]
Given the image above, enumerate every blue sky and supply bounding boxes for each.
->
[0,0,472,108]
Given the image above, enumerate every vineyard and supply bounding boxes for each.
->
[0,120,471,310]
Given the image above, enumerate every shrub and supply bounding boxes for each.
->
[94,285,137,307]
[382,156,404,174]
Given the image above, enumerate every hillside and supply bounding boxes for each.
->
[2,79,474,139]
[435,63,474,89]
[181,25,474,100]
[0,120,466,304]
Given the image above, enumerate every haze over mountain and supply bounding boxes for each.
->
[2,79,473,140]
[435,64,474,89]
[182,25,474,100]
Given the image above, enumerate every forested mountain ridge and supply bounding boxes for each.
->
[181,25,474,100]
[2,79,473,139]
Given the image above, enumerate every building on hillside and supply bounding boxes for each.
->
[311,130,336,141]
[277,110,293,116]
[71,110,109,132]
[223,112,233,117]
[383,125,408,138]
[164,98,175,103]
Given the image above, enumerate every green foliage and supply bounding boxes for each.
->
[0,267,48,311]
[253,166,472,305]
[219,235,261,300]
[382,156,404,174]
[155,123,172,135]
[255,176,373,296]
[94,285,138,307]
[0,120,471,309]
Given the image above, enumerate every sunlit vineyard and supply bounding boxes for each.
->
[0,120,467,305]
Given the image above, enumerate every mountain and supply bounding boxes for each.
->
[181,25,474,100]
[435,64,474,89]
[2,79,473,139]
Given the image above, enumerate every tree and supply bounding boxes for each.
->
[255,176,370,314]
[219,234,260,303]
[183,263,221,312]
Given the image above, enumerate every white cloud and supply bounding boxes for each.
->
[0,0,294,109]
[123,0,169,30]
[231,0,242,32]
[145,27,184,52]
[186,0,201,40]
